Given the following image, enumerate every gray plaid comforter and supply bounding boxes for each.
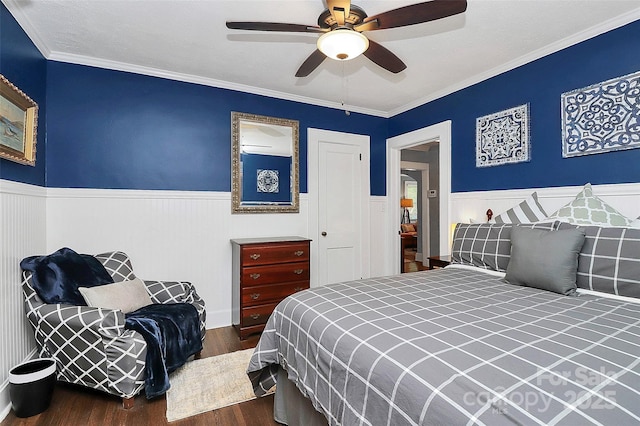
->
[248,266,640,425]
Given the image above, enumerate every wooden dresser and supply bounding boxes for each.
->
[231,236,311,340]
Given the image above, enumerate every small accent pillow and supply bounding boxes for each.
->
[491,192,548,224]
[546,183,633,227]
[401,224,416,233]
[79,278,153,313]
[505,226,586,295]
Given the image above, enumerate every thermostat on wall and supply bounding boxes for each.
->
[427,189,437,198]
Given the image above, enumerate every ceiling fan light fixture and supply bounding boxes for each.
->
[317,28,369,61]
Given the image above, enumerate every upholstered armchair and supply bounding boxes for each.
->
[21,251,206,408]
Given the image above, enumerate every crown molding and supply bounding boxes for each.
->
[4,0,637,119]
[388,9,640,117]
[1,0,51,57]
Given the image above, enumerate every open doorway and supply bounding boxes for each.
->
[386,121,451,276]
[400,142,440,272]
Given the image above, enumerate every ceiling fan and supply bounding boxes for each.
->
[226,0,467,77]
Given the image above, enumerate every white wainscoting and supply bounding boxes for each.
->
[45,189,392,329]
[46,188,311,329]
[369,196,388,278]
[0,180,47,420]
[451,182,640,225]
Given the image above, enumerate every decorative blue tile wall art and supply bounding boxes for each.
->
[562,70,640,158]
[476,104,530,168]
[257,169,279,193]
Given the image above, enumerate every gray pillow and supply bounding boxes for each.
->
[505,226,586,295]
[451,222,560,272]
[558,222,640,298]
[451,223,512,272]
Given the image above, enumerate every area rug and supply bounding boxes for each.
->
[166,348,273,422]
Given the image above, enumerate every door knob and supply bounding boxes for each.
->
[321,231,327,236]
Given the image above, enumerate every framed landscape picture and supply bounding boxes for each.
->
[0,74,38,166]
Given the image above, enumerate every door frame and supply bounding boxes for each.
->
[386,121,451,275]
[308,128,371,287]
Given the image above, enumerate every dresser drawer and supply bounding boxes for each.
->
[242,281,309,306]
[242,303,279,327]
[232,237,311,340]
[241,262,309,286]
[241,242,309,266]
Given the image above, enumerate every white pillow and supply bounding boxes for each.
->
[491,192,548,224]
[79,278,152,313]
[545,183,633,227]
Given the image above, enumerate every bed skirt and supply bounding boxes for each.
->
[274,367,328,425]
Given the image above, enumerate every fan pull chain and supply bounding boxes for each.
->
[342,63,350,116]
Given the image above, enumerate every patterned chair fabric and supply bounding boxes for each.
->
[22,251,206,400]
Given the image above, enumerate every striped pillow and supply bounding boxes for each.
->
[492,192,548,224]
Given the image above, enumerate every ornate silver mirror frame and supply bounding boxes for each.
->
[231,112,300,213]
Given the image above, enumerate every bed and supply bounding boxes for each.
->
[248,203,640,425]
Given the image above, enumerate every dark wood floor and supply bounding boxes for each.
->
[1,327,279,426]
[403,248,429,273]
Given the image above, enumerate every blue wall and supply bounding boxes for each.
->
[389,20,640,193]
[2,2,639,195]
[45,62,388,194]
[0,3,46,186]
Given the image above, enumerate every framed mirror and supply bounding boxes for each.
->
[232,112,299,213]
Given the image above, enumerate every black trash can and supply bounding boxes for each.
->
[9,358,56,418]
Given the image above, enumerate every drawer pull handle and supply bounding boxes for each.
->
[250,253,261,260]
[294,250,304,256]
[250,314,261,320]
[250,293,261,300]
[250,273,261,280]
[294,287,304,292]
[293,269,303,275]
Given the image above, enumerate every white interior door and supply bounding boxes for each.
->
[308,128,370,288]
[319,142,361,285]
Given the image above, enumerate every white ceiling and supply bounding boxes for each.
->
[4,0,640,117]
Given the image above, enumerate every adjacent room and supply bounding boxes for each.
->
[1,0,639,424]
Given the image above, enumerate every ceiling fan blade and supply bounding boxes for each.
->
[356,0,467,31]
[363,40,406,74]
[226,22,326,33]
[295,49,327,77]
[327,0,351,25]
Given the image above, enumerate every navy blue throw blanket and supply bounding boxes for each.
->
[126,303,202,399]
[20,247,114,305]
